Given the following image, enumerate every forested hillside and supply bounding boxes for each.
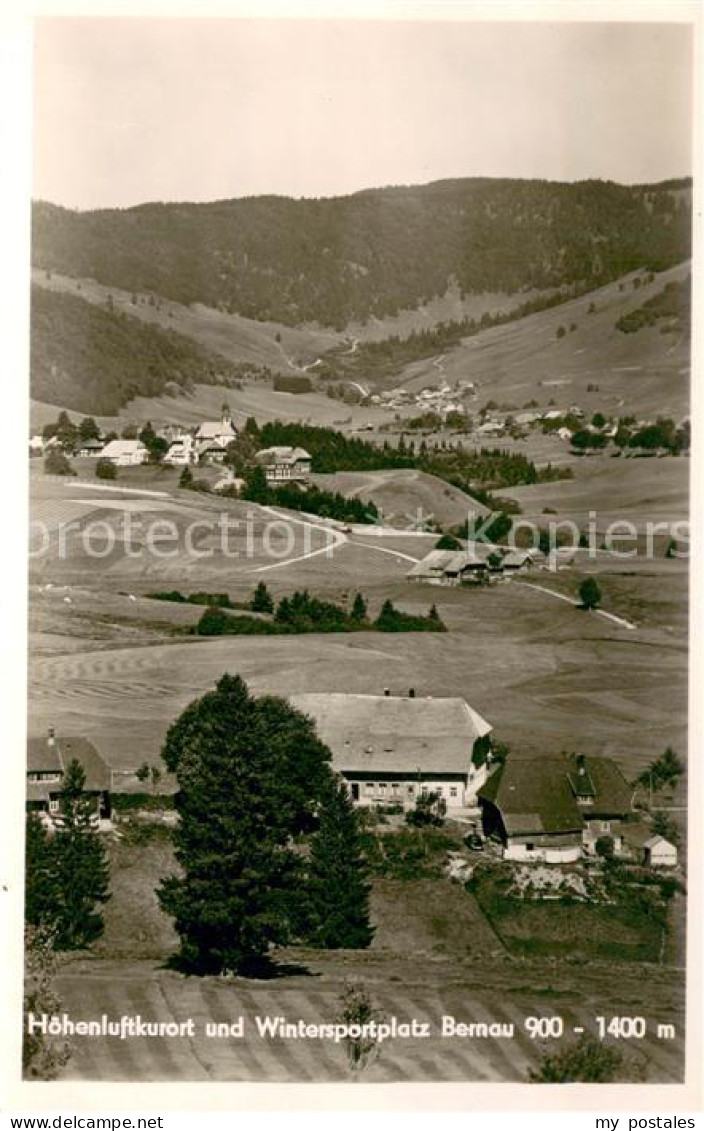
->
[32,178,691,329]
[30,286,243,413]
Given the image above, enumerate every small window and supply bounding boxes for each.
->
[407,785,415,796]
[450,787,458,798]
[49,799,59,813]
[601,821,611,833]
[378,783,387,794]
[526,842,535,852]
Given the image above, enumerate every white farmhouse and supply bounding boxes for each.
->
[100,439,149,466]
[290,690,494,809]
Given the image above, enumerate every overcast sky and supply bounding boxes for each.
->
[32,18,693,210]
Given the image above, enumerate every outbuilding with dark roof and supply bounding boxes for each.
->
[478,752,632,863]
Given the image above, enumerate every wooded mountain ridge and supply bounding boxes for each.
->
[32,177,692,329]
[30,285,248,414]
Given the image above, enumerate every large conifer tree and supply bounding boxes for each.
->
[305,778,374,950]
[51,760,110,949]
[158,673,334,974]
[25,813,58,930]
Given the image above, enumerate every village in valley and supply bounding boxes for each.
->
[21,18,694,1093]
[25,269,690,1084]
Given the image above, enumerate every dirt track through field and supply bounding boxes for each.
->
[513,580,637,630]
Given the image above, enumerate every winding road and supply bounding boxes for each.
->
[511,579,637,630]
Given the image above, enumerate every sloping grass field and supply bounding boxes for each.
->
[395,263,691,422]
[53,959,684,1083]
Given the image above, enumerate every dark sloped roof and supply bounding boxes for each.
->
[479,753,631,835]
[289,692,491,775]
[582,757,632,816]
[480,758,583,835]
[27,737,111,792]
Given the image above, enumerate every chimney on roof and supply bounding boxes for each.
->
[408,688,416,699]
[576,752,586,775]
[47,726,55,747]
[383,687,390,697]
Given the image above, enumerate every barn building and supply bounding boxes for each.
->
[478,752,632,863]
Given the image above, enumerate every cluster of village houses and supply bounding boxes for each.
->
[31,408,313,485]
[367,380,589,440]
[27,689,678,870]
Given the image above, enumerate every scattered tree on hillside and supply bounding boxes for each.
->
[95,458,117,480]
[350,592,368,624]
[304,779,374,950]
[44,449,75,477]
[578,577,602,610]
[78,416,101,442]
[556,325,566,339]
[243,464,270,505]
[178,465,193,489]
[139,421,169,463]
[435,532,462,551]
[250,581,274,614]
[157,674,335,974]
[49,761,110,950]
[635,747,684,793]
[571,429,608,451]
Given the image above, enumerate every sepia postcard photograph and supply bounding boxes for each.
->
[5,1,701,1108]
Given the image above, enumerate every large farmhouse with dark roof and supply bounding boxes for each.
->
[290,690,493,808]
[26,729,112,825]
[478,752,632,863]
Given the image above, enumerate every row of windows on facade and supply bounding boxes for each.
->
[356,781,459,798]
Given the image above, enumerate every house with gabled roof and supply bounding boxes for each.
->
[643,835,678,869]
[407,544,533,586]
[290,690,494,809]
[478,752,632,863]
[255,446,312,483]
[27,728,112,826]
[100,439,149,466]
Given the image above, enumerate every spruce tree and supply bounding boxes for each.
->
[305,779,374,950]
[158,674,334,974]
[251,581,274,614]
[350,592,368,624]
[51,761,110,950]
[25,813,58,930]
[578,576,602,610]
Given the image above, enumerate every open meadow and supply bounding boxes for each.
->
[49,821,684,1084]
[394,263,691,422]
